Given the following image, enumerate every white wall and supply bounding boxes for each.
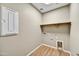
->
[42,6,70,24]
[41,5,70,51]
[70,3,79,56]
[42,32,70,50]
[42,24,70,50]
[0,3,42,56]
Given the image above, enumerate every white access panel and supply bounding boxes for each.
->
[0,6,19,36]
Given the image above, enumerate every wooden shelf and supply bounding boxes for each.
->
[40,21,71,32]
[40,21,71,26]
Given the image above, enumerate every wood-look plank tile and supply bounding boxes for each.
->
[30,45,70,56]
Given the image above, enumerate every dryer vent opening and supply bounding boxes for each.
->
[56,40,64,50]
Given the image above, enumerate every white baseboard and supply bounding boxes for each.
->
[26,44,42,56]
[0,52,9,56]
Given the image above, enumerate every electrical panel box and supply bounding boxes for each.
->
[0,6,19,36]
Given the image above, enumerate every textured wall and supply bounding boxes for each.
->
[41,5,70,51]
[42,24,70,50]
[42,6,70,24]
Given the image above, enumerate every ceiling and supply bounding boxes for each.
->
[32,3,69,13]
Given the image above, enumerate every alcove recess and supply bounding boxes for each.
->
[40,22,71,34]
[40,22,71,50]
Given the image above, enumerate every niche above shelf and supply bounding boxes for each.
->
[40,21,71,33]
